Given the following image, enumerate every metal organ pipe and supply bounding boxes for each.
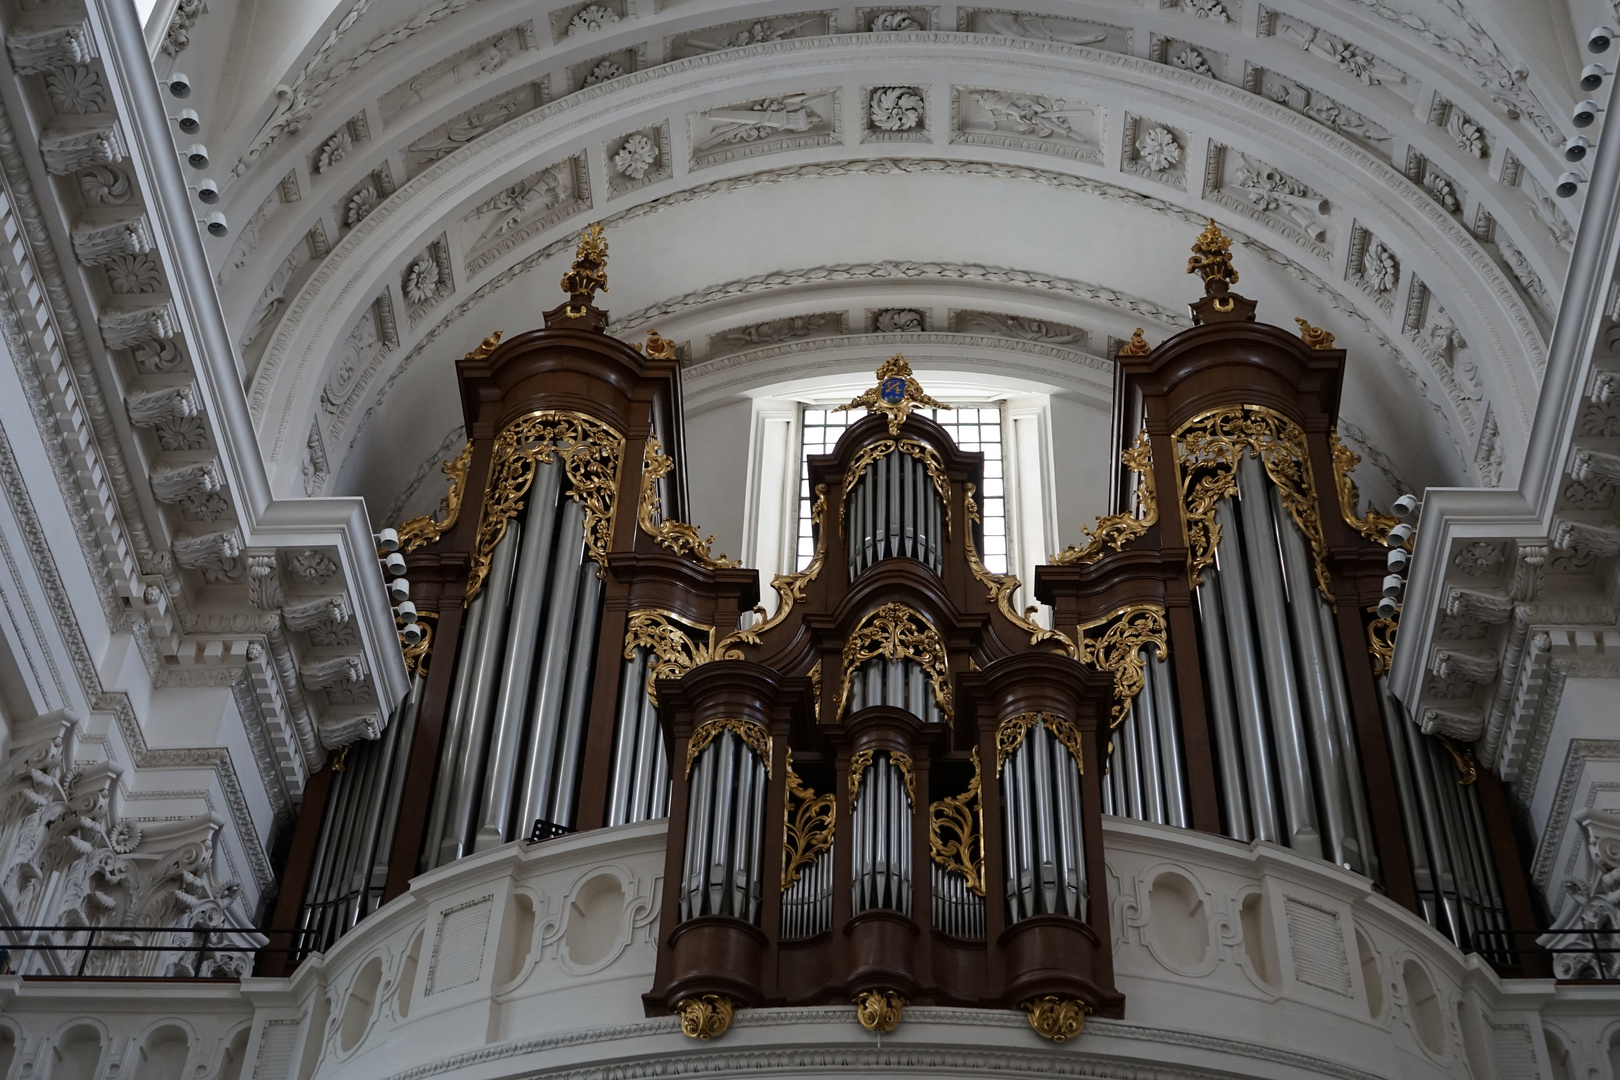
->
[516,499,588,834]
[1000,718,1087,924]
[1196,581,1252,840]
[549,568,605,828]
[679,731,767,923]
[848,451,943,577]
[423,589,485,871]
[1149,653,1190,829]
[476,463,563,852]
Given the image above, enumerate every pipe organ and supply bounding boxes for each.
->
[271,219,1546,1025]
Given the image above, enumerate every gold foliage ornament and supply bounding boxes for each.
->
[1366,607,1397,676]
[1051,430,1157,565]
[624,609,757,706]
[837,603,953,721]
[1330,430,1400,545]
[841,438,952,537]
[965,483,1073,653]
[848,748,916,806]
[1076,605,1169,730]
[929,747,984,895]
[1294,317,1336,349]
[1435,734,1479,785]
[561,222,608,318]
[995,712,1084,776]
[637,329,677,359]
[685,717,771,780]
[396,440,472,552]
[639,435,742,569]
[1186,217,1238,287]
[399,610,437,678]
[463,329,503,362]
[1174,404,1334,604]
[1023,996,1091,1042]
[750,484,826,638]
[837,354,950,436]
[467,410,624,603]
[782,750,836,891]
[854,989,906,1032]
[676,994,734,1040]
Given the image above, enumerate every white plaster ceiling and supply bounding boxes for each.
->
[169,0,1599,541]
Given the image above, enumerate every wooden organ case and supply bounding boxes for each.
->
[274,221,1546,1030]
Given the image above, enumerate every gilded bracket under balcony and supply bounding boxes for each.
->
[1330,430,1400,544]
[467,410,623,603]
[836,602,953,721]
[685,717,771,779]
[1024,995,1091,1042]
[995,712,1084,776]
[965,482,1075,655]
[1076,604,1169,730]
[638,434,742,569]
[1174,404,1334,605]
[396,440,472,553]
[854,989,906,1032]
[1050,430,1156,566]
[676,994,734,1040]
[929,746,984,895]
[840,437,953,538]
[782,750,835,891]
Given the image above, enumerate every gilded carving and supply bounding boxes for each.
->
[1076,604,1169,729]
[1174,404,1334,603]
[847,748,913,805]
[1435,733,1479,785]
[1366,608,1397,675]
[676,994,734,1039]
[1051,430,1156,565]
[782,750,835,891]
[1186,217,1238,286]
[930,747,984,895]
[397,440,472,552]
[624,609,753,705]
[1024,995,1091,1042]
[685,717,771,779]
[467,410,624,603]
[837,603,953,721]
[854,989,906,1032]
[1330,430,1399,544]
[995,712,1084,776]
[840,438,952,537]
[1295,317,1336,349]
[965,482,1073,653]
[750,483,826,638]
[1117,327,1152,356]
[561,222,608,317]
[638,434,742,568]
[399,610,437,678]
[836,354,949,435]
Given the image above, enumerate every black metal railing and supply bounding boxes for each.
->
[1472,928,1619,982]
[0,925,303,979]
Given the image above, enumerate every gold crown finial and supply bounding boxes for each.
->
[835,354,950,435]
[1294,318,1335,349]
[560,222,609,318]
[463,330,503,361]
[1117,328,1152,356]
[1186,217,1238,292]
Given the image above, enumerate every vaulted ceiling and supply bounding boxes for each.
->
[171,0,1595,539]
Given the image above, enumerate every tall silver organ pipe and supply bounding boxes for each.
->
[844,656,941,723]
[930,862,985,939]
[678,729,767,923]
[1001,719,1086,923]
[1100,652,1188,829]
[1188,455,1372,871]
[606,646,670,826]
[850,752,913,915]
[423,467,606,869]
[299,671,425,957]
[1376,677,1508,955]
[848,449,943,578]
[781,848,834,939]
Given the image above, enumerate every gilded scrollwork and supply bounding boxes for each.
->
[1366,608,1397,675]
[624,609,753,705]
[836,602,953,721]
[847,748,913,805]
[782,750,835,891]
[396,440,472,553]
[1075,604,1169,729]
[836,354,948,436]
[840,438,952,538]
[1051,430,1156,565]
[1330,430,1399,544]
[1435,733,1479,785]
[561,222,608,317]
[995,712,1084,776]
[853,989,906,1032]
[399,610,437,678]
[750,484,826,638]
[1023,995,1091,1042]
[965,482,1074,653]
[676,994,734,1040]
[929,747,984,896]
[1173,404,1334,604]
[638,434,742,569]
[685,717,771,779]
[467,410,624,603]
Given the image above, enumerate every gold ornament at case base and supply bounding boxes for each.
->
[854,989,906,1032]
[1023,995,1091,1042]
[676,994,735,1040]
